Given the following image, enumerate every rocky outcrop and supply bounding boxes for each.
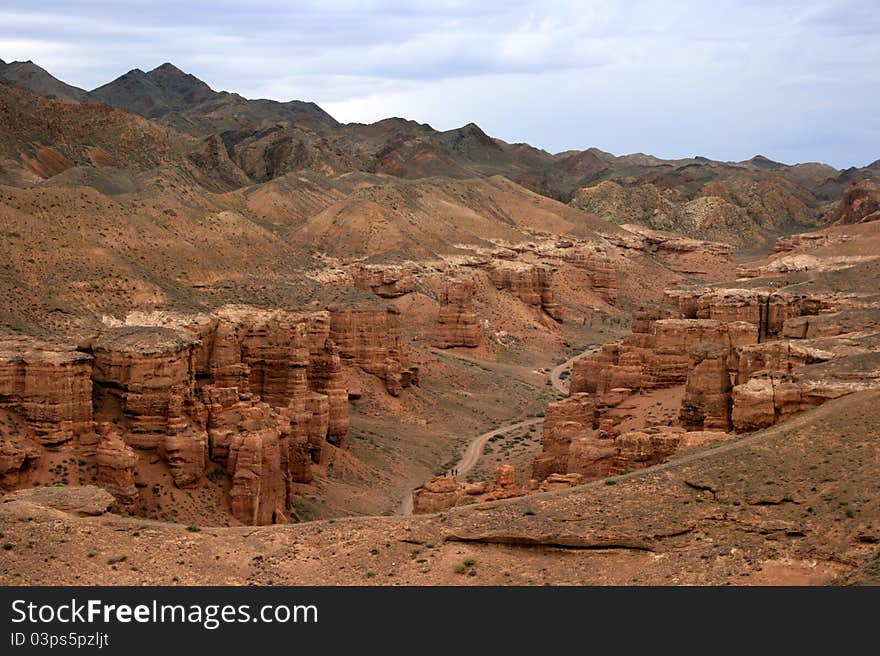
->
[118,306,351,458]
[679,343,732,431]
[731,374,842,432]
[651,319,757,353]
[211,306,311,408]
[307,340,348,445]
[1,485,115,516]
[0,300,374,525]
[614,429,729,466]
[731,353,880,432]
[411,464,523,514]
[532,394,595,480]
[91,327,204,449]
[228,421,287,526]
[202,386,313,524]
[0,428,41,490]
[616,224,735,261]
[558,251,618,304]
[664,288,832,341]
[351,264,415,298]
[411,476,464,513]
[630,304,682,334]
[0,340,94,446]
[535,472,584,492]
[433,276,481,348]
[569,318,755,396]
[328,304,417,396]
[735,341,834,384]
[487,262,563,321]
[95,424,139,513]
[781,308,880,340]
[826,180,880,225]
[91,328,210,489]
[534,420,731,483]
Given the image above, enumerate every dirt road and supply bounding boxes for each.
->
[548,345,599,395]
[400,344,598,515]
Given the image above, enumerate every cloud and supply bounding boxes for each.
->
[0,0,877,167]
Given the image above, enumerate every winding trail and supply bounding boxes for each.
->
[399,344,599,515]
[549,345,600,395]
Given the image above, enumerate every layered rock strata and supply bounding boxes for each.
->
[0,340,94,446]
[351,264,415,298]
[411,464,522,514]
[433,276,482,348]
[328,304,418,396]
[0,298,422,524]
[487,262,563,321]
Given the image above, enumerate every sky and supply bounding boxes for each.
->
[1,0,877,168]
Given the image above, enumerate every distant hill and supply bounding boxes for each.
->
[2,56,877,244]
[90,62,216,118]
[0,58,89,102]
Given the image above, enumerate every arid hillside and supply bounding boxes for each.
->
[3,60,876,246]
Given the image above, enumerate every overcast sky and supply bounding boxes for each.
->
[1,0,877,168]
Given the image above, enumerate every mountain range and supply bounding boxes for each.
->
[1,57,878,244]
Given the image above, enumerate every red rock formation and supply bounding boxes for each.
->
[0,339,93,446]
[307,339,348,445]
[663,288,831,341]
[328,304,416,396]
[162,427,207,488]
[735,341,833,384]
[351,264,415,298]
[827,180,880,225]
[203,386,313,524]
[614,429,729,466]
[559,251,618,304]
[651,319,757,353]
[95,424,139,512]
[487,262,563,321]
[411,464,523,513]
[433,276,482,348]
[534,418,732,484]
[679,343,732,431]
[228,425,287,525]
[0,426,41,490]
[532,394,596,479]
[91,328,203,449]
[569,319,754,396]
[211,307,311,408]
[731,373,859,432]
[411,476,463,513]
[630,304,682,333]
[613,430,684,468]
[535,472,583,491]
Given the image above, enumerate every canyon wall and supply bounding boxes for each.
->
[0,302,418,525]
[535,286,874,485]
[487,262,563,321]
